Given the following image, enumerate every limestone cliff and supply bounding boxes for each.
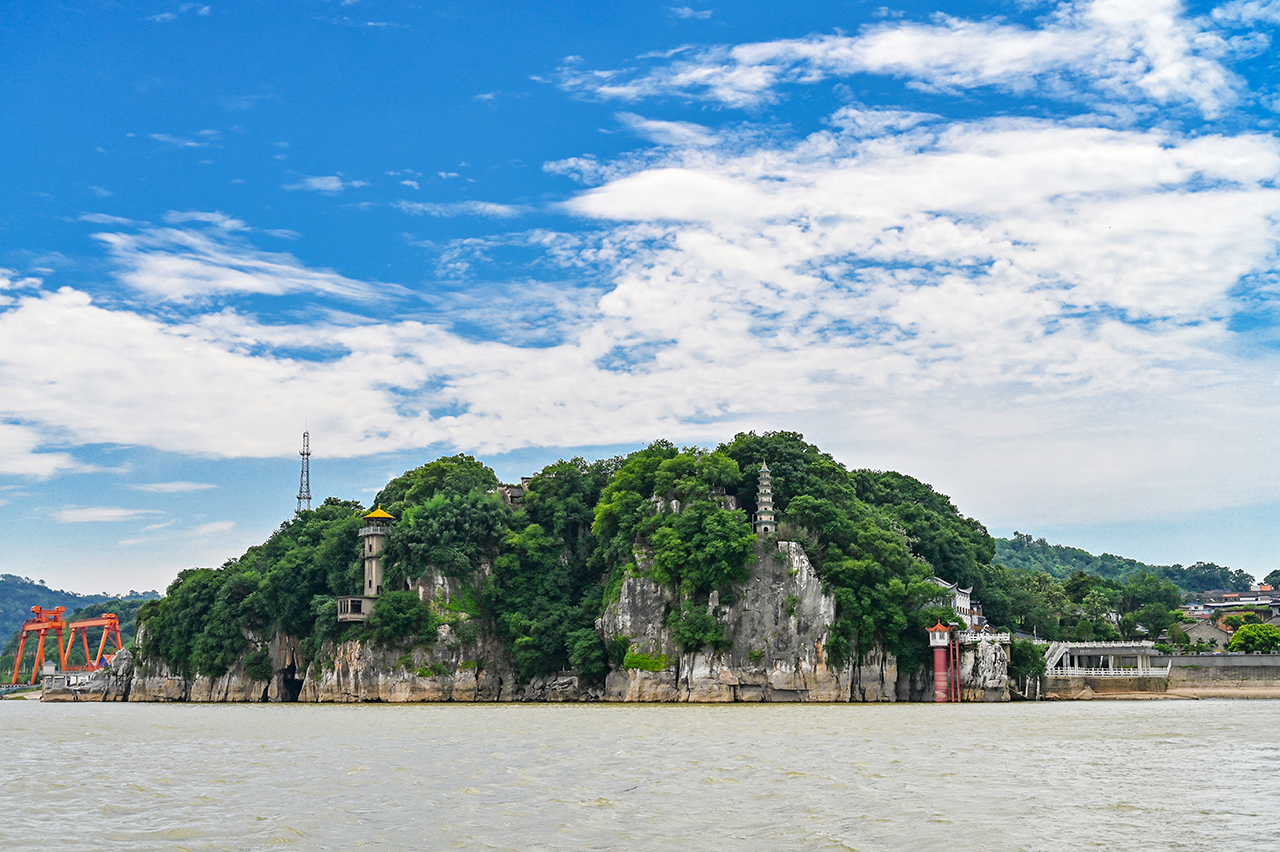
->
[107,540,1006,703]
[600,541,907,702]
[298,567,522,702]
[127,630,308,702]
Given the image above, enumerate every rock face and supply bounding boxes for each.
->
[600,541,922,703]
[41,648,135,702]
[117,540,1008,703]
[299,568,518,703]
[958,635,1011,702]
[128,631,305,702]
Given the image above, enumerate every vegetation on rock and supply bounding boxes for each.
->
[124,430,1245,688]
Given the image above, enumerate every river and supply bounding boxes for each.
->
[2,700,1275,851]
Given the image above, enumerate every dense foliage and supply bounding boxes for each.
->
[136,497,366,678]
[996,534,1254,593]
[1227,623,1280,654]
[131,430,1230,687]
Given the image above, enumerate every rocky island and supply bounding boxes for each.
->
[49,431,1015,703]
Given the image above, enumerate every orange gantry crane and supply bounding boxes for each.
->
[61,613,124,672]
[10,606,66,685]
[8,606,125,685]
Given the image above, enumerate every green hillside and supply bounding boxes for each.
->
[994,533,1254,593]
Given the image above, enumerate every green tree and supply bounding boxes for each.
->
[1228,623,1280,654]
[1008,638,1047,685]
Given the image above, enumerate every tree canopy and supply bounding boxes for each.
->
[132,430,1210,686]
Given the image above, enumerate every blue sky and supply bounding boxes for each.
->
[5,0,1280,594]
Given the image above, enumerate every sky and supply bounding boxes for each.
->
[4,0,1280,595]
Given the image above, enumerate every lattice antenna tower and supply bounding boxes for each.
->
[297,430,312,512]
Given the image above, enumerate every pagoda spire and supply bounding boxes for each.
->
[754,460,776,536]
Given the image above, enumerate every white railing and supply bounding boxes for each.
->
[958,631,1011,643]
[358,526,389,538]
[1048,665,1171,678]
[1054,641,1155,649]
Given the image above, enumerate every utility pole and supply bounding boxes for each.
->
[297,430,311,512]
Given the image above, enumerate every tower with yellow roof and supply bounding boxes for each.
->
[337,506,395,622]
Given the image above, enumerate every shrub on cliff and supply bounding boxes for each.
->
[593,441,756,651]
[367,591,439,647]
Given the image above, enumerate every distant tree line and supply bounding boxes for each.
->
[996,533,1255,593]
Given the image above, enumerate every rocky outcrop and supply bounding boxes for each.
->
[129,630,310,702]
[299,566,518,702]
[112,540,1008,703]
[959,635,1010,702]
[41,648,135,702]
[599,541,921,702]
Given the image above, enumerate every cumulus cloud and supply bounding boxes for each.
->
[5,105,1280,526]
[0,423,85,477]
[557,0,1243,115]
[1214,0,1280,25]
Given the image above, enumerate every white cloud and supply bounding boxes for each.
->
[400,179,420,190]
[1214,0,1280,25]
[671,7,713,20]
[130,481,217,493]
[149,133,214,148]
[163,210,248,230]
[79,213,138,226]
[0,423,84,477]
[616,112,716,146]
[55,507,164,523]
[191,520,235,535]
[282,175,370,192]
[5,97,1280,528]
[394,200,525,217]
[91,225,385,301]
[558,0,1243,115]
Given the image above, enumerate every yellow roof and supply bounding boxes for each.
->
[364,506,395,520]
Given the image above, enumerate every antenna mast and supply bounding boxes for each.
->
[297,430,311,512]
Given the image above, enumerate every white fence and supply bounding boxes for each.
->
[1047,665,1171,678]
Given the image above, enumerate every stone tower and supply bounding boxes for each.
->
[338,506,395,622]
[754,460,776,536]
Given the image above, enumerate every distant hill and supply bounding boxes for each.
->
[2,596,155,678]
[994,533,1255,593]
[0,574,158,643]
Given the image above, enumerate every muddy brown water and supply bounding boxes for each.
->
[2,700,1276,851]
